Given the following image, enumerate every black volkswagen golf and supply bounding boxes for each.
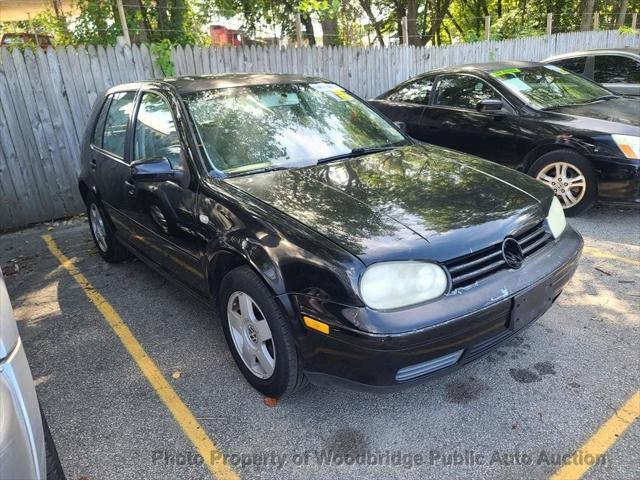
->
[370,61,640,216]
[79,74,582,397]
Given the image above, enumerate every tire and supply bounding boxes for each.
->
[40,407,66,480]
[86,193,131,263]
[528,149,597,217]
[218,266,306,398]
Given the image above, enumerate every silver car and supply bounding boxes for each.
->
[0,268,64,479]
[543,48,640,96]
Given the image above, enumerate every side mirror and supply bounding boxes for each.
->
[477,99,506,115]
[131,157,181,182]
[394,120,407,132]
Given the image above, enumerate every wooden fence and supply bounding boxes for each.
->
[0,30,638,231]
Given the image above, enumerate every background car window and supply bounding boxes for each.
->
[551,56,587,75]
[91,96,111,148]
[134,92,183,170]
[102,91,135,158]
[434,75,499,109]
[594,56,640,84]
[386,78,433,104]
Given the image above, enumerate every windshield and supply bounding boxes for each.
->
[491,65,613,110]
[184,82,407,176]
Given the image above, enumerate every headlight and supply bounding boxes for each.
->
[612,134,639,159]
[360,261,448,310]
[546,196,566,239]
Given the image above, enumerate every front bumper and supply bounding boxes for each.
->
[591,155,640,205]
[290,227,583,392]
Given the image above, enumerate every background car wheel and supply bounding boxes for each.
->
[528,149,597,217]
[40,406,66,480]
[86,193,131,263]
[218,266,306,398]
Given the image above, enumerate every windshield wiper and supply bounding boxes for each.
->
[542,94,620,110]
[226,165,289,178]
[316,145,398,165]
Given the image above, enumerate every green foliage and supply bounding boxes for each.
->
[151,40,175,77]
[618,25,638,35]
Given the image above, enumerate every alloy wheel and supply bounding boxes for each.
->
[227,291,276,379]
[89,203,108,252]
[536,162,586,209]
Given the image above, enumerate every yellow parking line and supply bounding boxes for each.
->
[42,235,239,480]
[583,246,640,267]
[549,390,640,480]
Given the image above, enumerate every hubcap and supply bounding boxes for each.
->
[89,203,108,252]
[536,162,586,209]
[226,292,276,379]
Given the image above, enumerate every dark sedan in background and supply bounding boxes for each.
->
[543,48,640,96]
[370,61,640,216]
[79,74,582,397]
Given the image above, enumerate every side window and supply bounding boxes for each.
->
[92,96,111,148]
[385,77,434,105]
[594,56,640,84]
[434,75,499,109]
[102,91,136,158]
[134,92,183,170]
[551,57,586,75]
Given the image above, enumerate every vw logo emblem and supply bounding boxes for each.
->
[502,238,524,269]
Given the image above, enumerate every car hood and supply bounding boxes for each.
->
[226,144,550,264]
[548,97,640,135]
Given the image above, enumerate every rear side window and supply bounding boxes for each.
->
[594,55,640,84]
[385,77,433,105]
[91,96,111,148]
[102,91,136,158]
[551,56,586,75]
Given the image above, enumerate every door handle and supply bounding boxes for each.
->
[90,159,97,170]
[124,179,136,195]
[442,120,456,128]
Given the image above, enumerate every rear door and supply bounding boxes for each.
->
[424,73,520,165]
[368,76,434,140]
[593,54,640,96]
[90,90,137,242]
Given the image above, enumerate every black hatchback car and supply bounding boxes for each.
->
[79,74,582,397]
[370,61,640,216]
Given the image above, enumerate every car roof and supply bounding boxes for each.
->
[420,60,543,76]
[167,73,327,94]
[544,48,640,60]
[106,73,329,96]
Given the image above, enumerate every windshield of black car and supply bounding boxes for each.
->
[491,65,613,110]
[184,82,407,176]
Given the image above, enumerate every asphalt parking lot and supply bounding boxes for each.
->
[1,204,638,480]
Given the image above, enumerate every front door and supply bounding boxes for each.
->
[125,90,206,293]
[423,74,521,166]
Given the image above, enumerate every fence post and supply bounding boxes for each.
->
[593,12,599,31]
[401,16,409,45]
[632,13,638,30]
[294,14,303,48]
[546,13,553,35]
[484,16,491,41]
[115,0,130,45]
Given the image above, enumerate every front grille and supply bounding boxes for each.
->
[445,221,553,291]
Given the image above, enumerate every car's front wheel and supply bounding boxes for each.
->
[218,266,306,398]
[528,149,597,216]
[86,193,131,263]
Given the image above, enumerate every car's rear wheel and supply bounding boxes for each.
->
[86,193,131,263]
[528,149,597,216]
[218,266,306,398]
